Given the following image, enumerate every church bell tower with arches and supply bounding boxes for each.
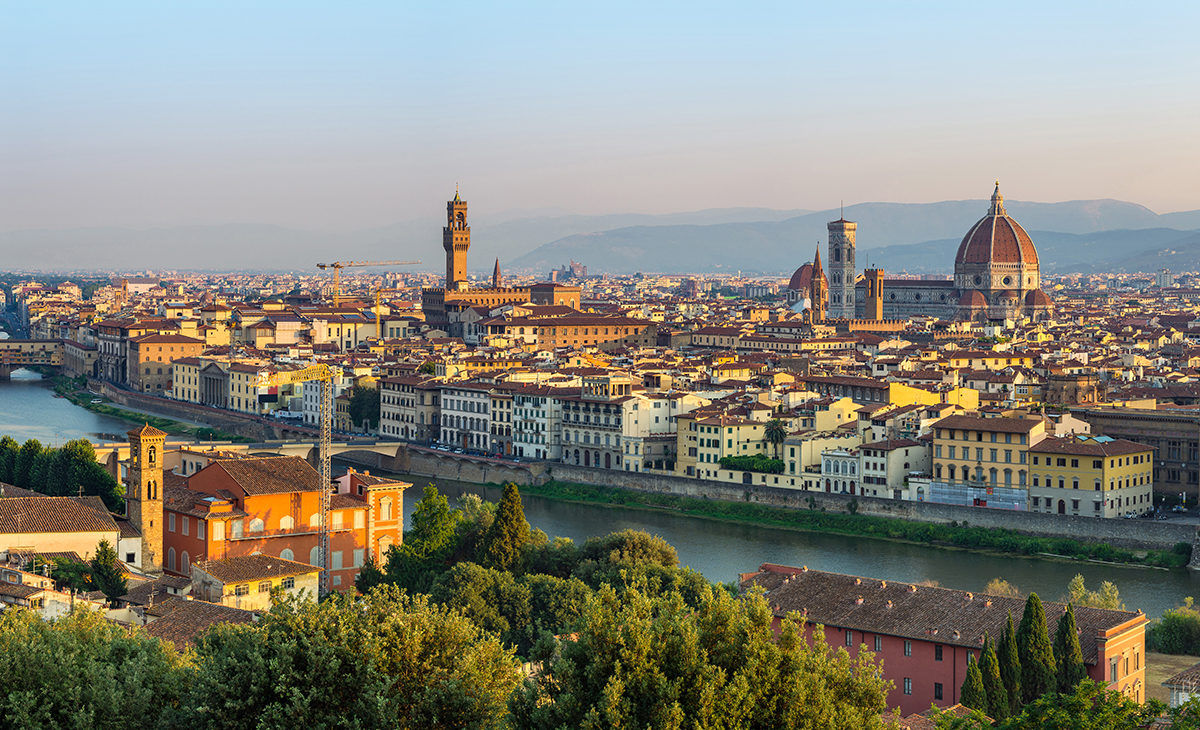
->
[126,424,166,573]
[827,213,857,319]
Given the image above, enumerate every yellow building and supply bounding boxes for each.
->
[931,414,1048,489]
[692,416,768,478]
[1028,436,1153,518]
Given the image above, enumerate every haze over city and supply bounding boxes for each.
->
[4,1,1199,236]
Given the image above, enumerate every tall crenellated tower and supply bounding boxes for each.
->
[827,213,857,319]
[864,268,885,321]
[126,424,166,573]
[444,188,470,290]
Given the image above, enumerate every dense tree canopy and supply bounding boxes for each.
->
[174,586,520,730]
[0,606,188,729]
[511,582,893,730]
[0,436,124,510]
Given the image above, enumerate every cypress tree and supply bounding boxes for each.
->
[89,539,127,604]
[0,435,18,483]
[960,655,987,712]
[999,612,1022,715]
[979,636,1009,720]
[483,482,531,572]
[1016,593,1057,704]
[1052,603,1087,693]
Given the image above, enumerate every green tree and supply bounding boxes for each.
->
[998,679,1165,730]
[987,577,1021,598]
[347,384,380,431]
[15,438,43,488]
[1053,603,1087,693]
[175,586,519,730]
[483,482,531,572]
[0,434,18,483]
[510,582,894,730]
[961,654,987,712]
[979,636,1010,720]
[764,418,788,459]
[1016,593,1056,704]
[999,612,1023,715]
[1148,597,1200,655]
[0,605,188,729]
[89,539,127,604]
[418,361,436,375]
[378,485,463,592]
[1067,573,1125,611]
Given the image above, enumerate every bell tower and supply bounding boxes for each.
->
[810,245,827,324]
[126,424,166,573]
[827,212,857,320]
[444,187,470,291]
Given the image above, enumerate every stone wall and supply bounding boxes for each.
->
[546,463,1197,551]
[92,380,316,442]
[334,444,546,487]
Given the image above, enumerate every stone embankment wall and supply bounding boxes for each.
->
[92,380,317,442]
[335,445,547,487]
[546,463,1197,552]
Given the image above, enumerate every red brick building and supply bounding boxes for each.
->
[162,455,404,591]
[740,564,1149,716]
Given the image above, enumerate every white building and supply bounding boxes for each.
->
[439,382,493,451]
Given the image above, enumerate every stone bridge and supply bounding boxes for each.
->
[242,441,549,486]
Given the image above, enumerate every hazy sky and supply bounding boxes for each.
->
[3,1,1199,231]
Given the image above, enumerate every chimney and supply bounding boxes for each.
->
[886,600,893,609]
[908,585,918,593]
[801,566,809,572]
[965,592,973,601]
[855,597,864,605]
[855,578,862,585]
[880,581,887,589]
[985,599,993,608]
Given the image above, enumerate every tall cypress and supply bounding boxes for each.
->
[960,654,987,712]
[1052,603,1087,693]
[1016,593,1057,704]
[979,636,1009,720]
[999,612,1022,715]
[483,482,531,572]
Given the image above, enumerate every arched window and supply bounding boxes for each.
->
[168,547,176,572]
[148,446,156,465]
[181,551,190,574]
[309,513,321,527]
[309,546,321,566]
[280,516,294,530]
[248,518,264,533]
[280,548,294,561]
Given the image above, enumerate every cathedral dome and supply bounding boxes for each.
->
[959,290,988,308]
[954,184,1039,267]
[1025,289,1052,307]
[787,262,828,292]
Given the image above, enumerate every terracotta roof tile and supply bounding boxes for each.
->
[0,496,119,535]
[214,456,323,496]
[194,554,319,584]
[142,598,255,649]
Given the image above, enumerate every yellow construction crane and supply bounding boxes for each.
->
[373,287,406,339]
[255,364,337,595]
[317,260,420,307]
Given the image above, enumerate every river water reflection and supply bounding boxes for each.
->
[0,375,1193,619]
[387,475,1200,619]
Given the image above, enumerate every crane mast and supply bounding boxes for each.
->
[256,364,337,596]
[316,260,420,307]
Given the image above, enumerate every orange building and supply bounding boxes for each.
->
[161,455,404,591]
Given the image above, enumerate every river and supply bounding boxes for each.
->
[382,476,1200,619]
[1,370,1196,618]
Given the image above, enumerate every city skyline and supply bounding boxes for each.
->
[3,2,1199,233]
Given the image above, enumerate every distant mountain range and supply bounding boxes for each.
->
[508,199,1200,275]
[1,199,1197,275]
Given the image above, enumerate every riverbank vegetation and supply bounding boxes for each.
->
[0,434,124,509]
[521,480,1192,569]
[6,482,1200,729]
[50,375,251,442]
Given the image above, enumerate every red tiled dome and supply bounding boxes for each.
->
[954,185,1039,267]
[1025,289,1052,307]
[959,290,988,308]
[787,262,828,292]
[997,290,1018,300]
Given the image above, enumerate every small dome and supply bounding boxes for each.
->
[954,185,1039,267]
[997,290,1018,300]
[959,290,988,308]
[787,262,828,292]
[1025,289,1052,307]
